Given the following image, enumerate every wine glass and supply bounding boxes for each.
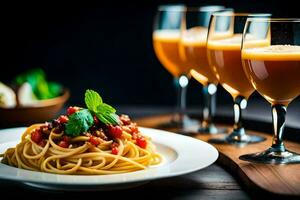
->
[240,18,300,164]
[206,12,270,144]
[153,5,196,130]
[179,5,227,134]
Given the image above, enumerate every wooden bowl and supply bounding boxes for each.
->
[0,89,70,127]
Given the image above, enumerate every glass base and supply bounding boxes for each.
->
[239,147,300,164]
[197,123,228,135]
[208,128,266,145]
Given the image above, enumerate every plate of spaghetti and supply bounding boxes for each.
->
[0,89,218,191]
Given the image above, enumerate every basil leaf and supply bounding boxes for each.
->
[65,109,94,136]
[84,89,120,126]
[97,103,116,114]
[85,89,102,112]
[104,113,121,125]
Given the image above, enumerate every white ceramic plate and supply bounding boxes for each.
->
[0,127,218,191]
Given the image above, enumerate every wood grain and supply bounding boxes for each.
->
[0,165,251,200]
[135,114,300,197]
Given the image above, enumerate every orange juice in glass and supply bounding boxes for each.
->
[207,12,270,144]
[179,6,225,134]
[240,19,300,164]
[153,5,195,129]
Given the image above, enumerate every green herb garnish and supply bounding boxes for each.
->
[64,89,120,136]
[65,109,94,136]
[85,89,102,112]
[85,89,121,125]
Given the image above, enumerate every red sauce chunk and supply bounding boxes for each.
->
[58,140,69,148]
[31,129,43,144]
[58,115,69,123]
[120,114,131,125]
[129,124,139,134]
[136,136,147,149]
[111,147,119,155]
[108,125,123,138]
[67,106,80,115]
[89,136,101,146]
[62,136,71,143]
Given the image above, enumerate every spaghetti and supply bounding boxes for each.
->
[0,90,161,175]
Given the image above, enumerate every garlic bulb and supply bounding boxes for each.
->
[18,82,38,106]
[0,82,17,108]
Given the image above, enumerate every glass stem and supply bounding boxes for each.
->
[202,83,217,127]
[271,104,287,152]
[233,96,247,133]
[174,75,189,116]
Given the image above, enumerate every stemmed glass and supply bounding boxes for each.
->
[207,12,270,144]
[153,5,195,130]
[240,18,300,163]
[179,6,227,134]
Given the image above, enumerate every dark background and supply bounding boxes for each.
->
[0,0,299,107]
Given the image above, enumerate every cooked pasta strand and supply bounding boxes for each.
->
[1,124,162,175]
